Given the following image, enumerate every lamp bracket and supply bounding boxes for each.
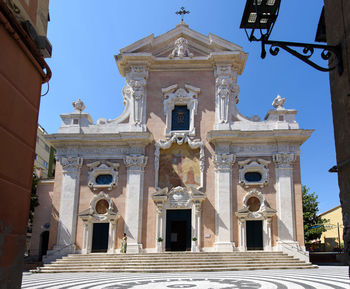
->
[257,39,343,74]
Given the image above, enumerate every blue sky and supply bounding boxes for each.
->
[39,0,339,213]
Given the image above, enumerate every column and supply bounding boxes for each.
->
[124,154,147,253]
[55,157,83,254]
[213,153,236,252]
[273,153,296,242]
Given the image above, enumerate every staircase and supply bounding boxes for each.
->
[32,252,317,273]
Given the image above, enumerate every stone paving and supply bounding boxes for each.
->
[22,266,349,289]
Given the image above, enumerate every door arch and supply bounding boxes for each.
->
[236,189,276,251]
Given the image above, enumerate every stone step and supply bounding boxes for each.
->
[53,259,299,265]
[36,264,317,273]
[34,252,316,273]
[47,260,306,267]
[60,255,294,261]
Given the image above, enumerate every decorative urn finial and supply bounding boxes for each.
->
[72,98,86,112]
[272,94,286,110]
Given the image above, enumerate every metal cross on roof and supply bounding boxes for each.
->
[176,7,190,21]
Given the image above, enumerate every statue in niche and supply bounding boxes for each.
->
[216,77,233,123]
[124,79,146,125]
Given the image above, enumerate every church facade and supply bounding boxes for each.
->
[32,22,312,262]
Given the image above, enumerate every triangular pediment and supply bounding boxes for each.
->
[119,22,243,57]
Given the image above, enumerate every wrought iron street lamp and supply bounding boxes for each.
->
[240,0,343,74]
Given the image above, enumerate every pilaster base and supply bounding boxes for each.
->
[191,242,200,252]
[214,242,235,252]
[126,243,143,254]
[275,241,309,262]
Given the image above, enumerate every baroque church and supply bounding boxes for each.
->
[31,21,312,263]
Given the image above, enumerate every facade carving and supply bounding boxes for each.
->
[214,65,240,125]
[273,153,296,168]
[213,153,236,171]
[162,84,200,137]
[59,156,83,171]
[87,161,120,191]
[124,154,148,170]
[238,158,270,188]
[169,37,194,59]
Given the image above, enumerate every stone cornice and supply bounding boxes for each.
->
[207,129,313,145]
[116,52,247,77]
[45,132,153,147]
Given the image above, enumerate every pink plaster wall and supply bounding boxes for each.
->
[143,70,216,249]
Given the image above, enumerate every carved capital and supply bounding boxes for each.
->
[124,155,148,170]
[273,153,296,168]
[60,157,83,171]
[213,153,235,171]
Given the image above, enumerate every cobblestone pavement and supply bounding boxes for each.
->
[22,266,349,289]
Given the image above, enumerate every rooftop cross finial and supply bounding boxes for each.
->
[176,7,190,22]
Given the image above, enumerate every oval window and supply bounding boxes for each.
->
[96,174,113,185]
[247,197,260,212]
[244,172,262,182]
[96,199,109,214]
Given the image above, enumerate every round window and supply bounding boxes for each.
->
[96,174,113,185]
[247,197,260,212]
[95,199,109,214]
[244,172,262,182]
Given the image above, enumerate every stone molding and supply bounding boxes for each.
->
[78,192,120,254]
[236,189,276,220]
[154,134,204,189]
[273,153,296,168]
[162,84,200,137]
[152,186,206,253]
[87,161,120,191]
[238,158,270,188]
[59,156,83,171]
[213,153,235,171]
[124,154,148,171]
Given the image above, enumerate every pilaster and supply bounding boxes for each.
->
[55,157,83,254]
[124,154,148,253]
[273,153,296,242]
[213,153,236,251]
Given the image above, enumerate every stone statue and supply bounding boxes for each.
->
[216,77,233,123]
[169,37,193,59]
